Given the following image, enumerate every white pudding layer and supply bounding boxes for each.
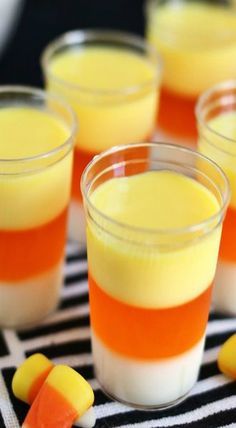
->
[68,200,86,245]
[0,261,63,328]
[213,260,236,315]
[92,332,205,408]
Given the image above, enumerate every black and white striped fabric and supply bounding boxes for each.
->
[0,242,236,428]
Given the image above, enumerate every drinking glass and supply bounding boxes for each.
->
[42,30,162,244]
[146,0,236,144]
[0,86,76,328]
[196,80,236,314]
[81,142,229,409]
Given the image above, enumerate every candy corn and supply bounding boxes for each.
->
[12,355,95,428]
[218,334,236,380]
[12,354,53,405]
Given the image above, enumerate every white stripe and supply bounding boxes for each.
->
[61,281,88,298]
[23,327,91,351]
[207,319,236,335]
[202,346,220,364]
[115,396,236,428]
[0,330,25,369]
[95,401,131,419]
[64,260,88,275]
[39,304,89,325]
[66,241,80,253]
[190,374,232,397]
[0,372,19,428]
[66,242,85,256]
[52,353,93,367]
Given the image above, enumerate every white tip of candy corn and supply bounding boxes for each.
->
[74,406,96,428]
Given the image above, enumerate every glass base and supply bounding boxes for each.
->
[96,372,192,411]
[1,302,59,331]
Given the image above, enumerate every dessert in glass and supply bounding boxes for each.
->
[41,30,162,244]
[81,142,229,409]
[196,80,236,314]
[146,0,236,144]
[0,86,76,328]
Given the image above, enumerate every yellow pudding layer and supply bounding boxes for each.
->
[147,2,236,96]
[87,171,221,308]
[199,111,236,208]
[47,47,158,152]
[0,107,72,229]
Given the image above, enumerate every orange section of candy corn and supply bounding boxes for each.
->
[12,354,53,404]
[22,382,78,428]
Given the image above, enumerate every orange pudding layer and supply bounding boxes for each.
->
[219,206,236,263]
[89,275,212,359]
[72,147,93,202]
[0,208,67,282]
[158,87,197,140]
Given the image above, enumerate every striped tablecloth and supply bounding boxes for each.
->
[0,242,236,428]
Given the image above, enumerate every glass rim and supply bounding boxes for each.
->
[195,79,236,150]
[146,0,236,39]
[41,29,162,97]
[81,142,230,237]
[0,85,77,163]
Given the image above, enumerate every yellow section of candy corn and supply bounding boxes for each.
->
[47,365,94,416]
[218,334,236,380]
[12,353,53,404]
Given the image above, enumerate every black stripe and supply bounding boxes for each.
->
[60,293,89,309]
[25,338,91,359]
[65,271,88,285]
[0,332,9,357]
[199,361,220,380]
[74,364,94,380]
[2,367,28,426]
[0,411,6,428]
[95,420,114,428]
[205,331,236,350]
[94,389,113,406]
[66,251,87,263]
[17,315,90,340]
[97,383,236,426]
[209,312,236,321]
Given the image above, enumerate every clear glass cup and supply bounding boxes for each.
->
[41,30,162,244]
[0,86,76,328]
[146,0,236,144]
[196,80,236,315]
[81,142,229,409]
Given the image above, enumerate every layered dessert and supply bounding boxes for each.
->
[198,110,236,314]
[43,36,159,243]
[146,1,236,141]
[87,170,221,407]
[0,107,72,327]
